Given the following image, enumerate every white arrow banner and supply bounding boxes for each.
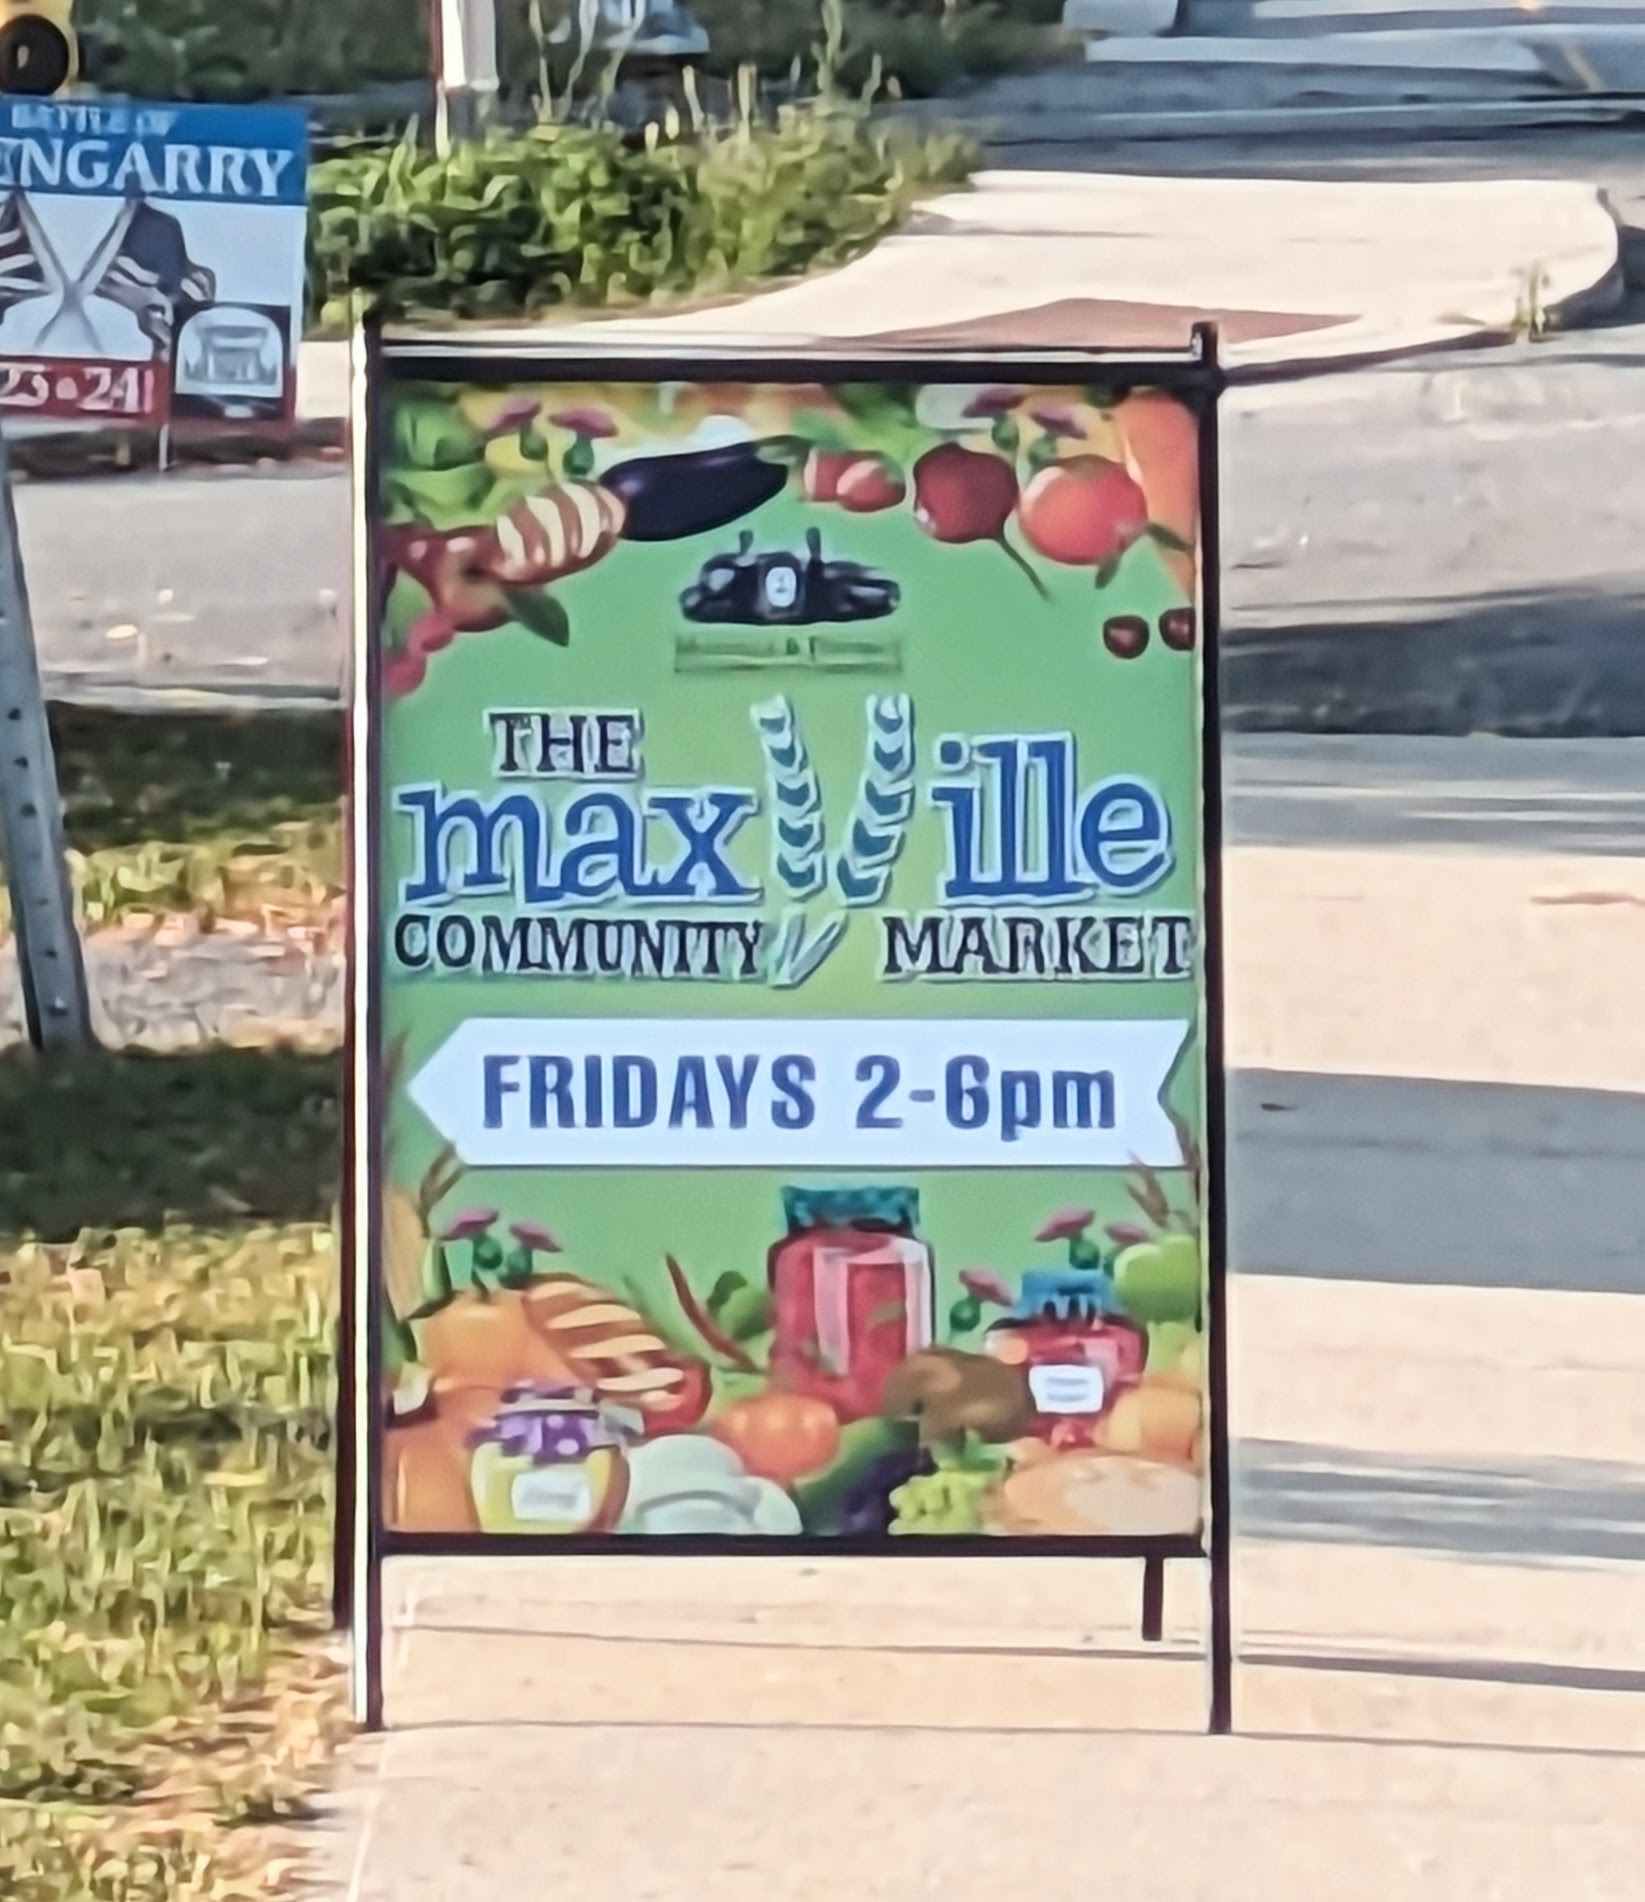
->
[408,1017,1193,1171]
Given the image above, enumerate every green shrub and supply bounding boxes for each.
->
[689,0,1057,97]
[308,110,975,326]
[77,0,1053,105]
[78,0,425,99]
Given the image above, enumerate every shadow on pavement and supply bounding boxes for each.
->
[1238,1436,1645,1565]
[1224,584,1645,739]
[0,1045,340,1237]
[1232,1069,1645,1292]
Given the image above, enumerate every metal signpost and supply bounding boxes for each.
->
[0,421,90,1049]
[347,326,1230,1732]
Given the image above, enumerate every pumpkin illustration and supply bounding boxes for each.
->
[419,1289,574,1392]
[386,1410,482,1532]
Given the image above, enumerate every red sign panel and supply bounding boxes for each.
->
[0,357,168,423]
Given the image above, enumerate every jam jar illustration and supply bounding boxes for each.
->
[983,1270,1144,1440]
[466,1384,643,1534]
[768,1185,935,1422]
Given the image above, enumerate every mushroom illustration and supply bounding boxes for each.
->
[503,1219,562,1287]
[478,394,551,467]
[481,395,543,440]
[948,1266,1016,1337]
[1025,404,1085,471]
[1035,1206,1106,1271]
[963,386,1026,455]
[549,405,618,479]
[1035,1205,1096,1246]
[441,1206,504,1289]
[959,1268,1015,1308]
[1029,404,1081,432]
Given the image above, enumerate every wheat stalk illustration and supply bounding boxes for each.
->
[750,694,915,988]
[750,694,825,900]
[834,694,915,907]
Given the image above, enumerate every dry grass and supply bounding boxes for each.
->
[0,1075,347,1895]
[0,707,346,941]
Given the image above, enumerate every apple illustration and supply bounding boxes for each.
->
[802,448,857,503]
[836,456,906,513]
[1018,454,1150,576]
[912,442,1047,599]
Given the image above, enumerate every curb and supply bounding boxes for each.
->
[902,92,1645,143]
[10,416,345,481]
[1223,190,1627,384]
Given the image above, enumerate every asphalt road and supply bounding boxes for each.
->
[1223,733,1645,852]
[1187,0,1645,32]
[21,314,1645,722]
[27,314,1645,728]
[21,124,1645,729]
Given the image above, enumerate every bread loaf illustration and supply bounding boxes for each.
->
[522,1276,706,1429]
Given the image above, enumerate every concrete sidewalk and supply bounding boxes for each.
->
[320,1270,1645,1901]
[289,166,1621,411]
[304,810,1645,1896]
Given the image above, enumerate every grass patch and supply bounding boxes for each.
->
[51,708,340,856]
[4,708,345,939]
[0,1225,344,1901]
[0,1041,347,1897]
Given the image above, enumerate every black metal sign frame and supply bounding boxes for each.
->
[341,323,1231,1734]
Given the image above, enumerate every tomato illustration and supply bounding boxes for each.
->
[1018,454,1149,570]
[636,1356,712,1438]
[802,448,857,502]
[712,1390,841,1485]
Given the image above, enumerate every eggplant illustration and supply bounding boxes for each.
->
[601,437,798,542]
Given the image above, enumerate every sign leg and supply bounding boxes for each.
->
[1140,1557,1164,1642]
[0,427,94,1052]
[1196,322,1234,1738]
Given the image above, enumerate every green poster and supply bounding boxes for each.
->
[367,361,1215,1547]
